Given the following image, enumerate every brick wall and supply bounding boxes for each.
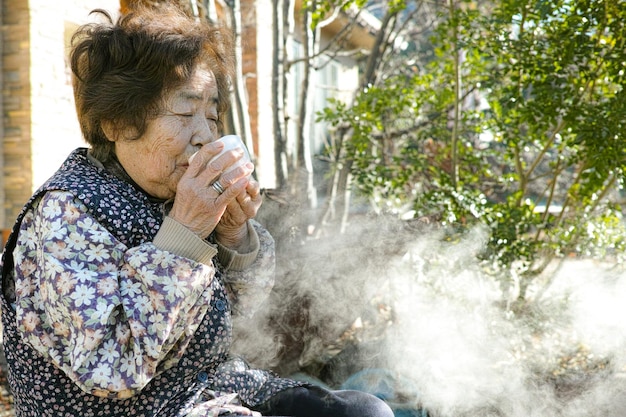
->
[241,1,258,157]
[2,0,31,228]
[1,0,119,229]
[250,0,277,188]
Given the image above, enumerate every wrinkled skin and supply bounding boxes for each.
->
[108,63,261,250]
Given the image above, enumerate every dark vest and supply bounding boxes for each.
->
[0,148,297,416]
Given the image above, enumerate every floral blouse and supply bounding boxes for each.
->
[0,148,301,417]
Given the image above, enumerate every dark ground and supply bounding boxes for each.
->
[0,347,13,416]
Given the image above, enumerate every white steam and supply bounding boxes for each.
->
[380,232,626,417]
[239,212,626,417]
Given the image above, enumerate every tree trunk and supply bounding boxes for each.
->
[227,0,254,154]
[272,0,287,189]
[202,0,218,22]
[319,6,398,233]
[291,1,316,234]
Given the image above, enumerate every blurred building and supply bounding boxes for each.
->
[0,0,376,238]
[238,0,376,189]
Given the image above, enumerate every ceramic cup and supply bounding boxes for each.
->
[210,135,251,174]
[190,135,252,176]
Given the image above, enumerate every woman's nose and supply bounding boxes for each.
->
[191,118,217,146]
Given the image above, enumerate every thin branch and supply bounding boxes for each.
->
[287,9,363,70]
[316,3,342,28]
[523,118,566,181]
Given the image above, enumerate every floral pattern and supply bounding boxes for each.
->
[14,189,217,397]
[0,148,302,417]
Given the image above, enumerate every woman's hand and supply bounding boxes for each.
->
[168,141,253,239]
[214,179,262,251]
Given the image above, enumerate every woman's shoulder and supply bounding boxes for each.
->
[30,190,88,218]
[41,148,117,192]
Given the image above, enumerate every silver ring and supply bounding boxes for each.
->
[211,181,225,195]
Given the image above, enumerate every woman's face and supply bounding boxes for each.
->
[113,63,219,199]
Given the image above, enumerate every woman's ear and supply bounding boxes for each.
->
[101,120,121,142]
[101,121,137,142]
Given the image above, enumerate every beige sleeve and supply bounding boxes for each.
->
[153,216,218,265]
[215,221,260,271]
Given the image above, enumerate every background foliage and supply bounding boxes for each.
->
[316,0,626,307]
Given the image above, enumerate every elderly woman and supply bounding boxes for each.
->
[0,4,392,417]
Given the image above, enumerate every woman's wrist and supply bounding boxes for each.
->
[214,221,261,271]
[154,216,218,265]
[215,223,251,252]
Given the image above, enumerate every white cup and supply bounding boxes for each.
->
[211,135,251,174]
[189,135,252,176]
